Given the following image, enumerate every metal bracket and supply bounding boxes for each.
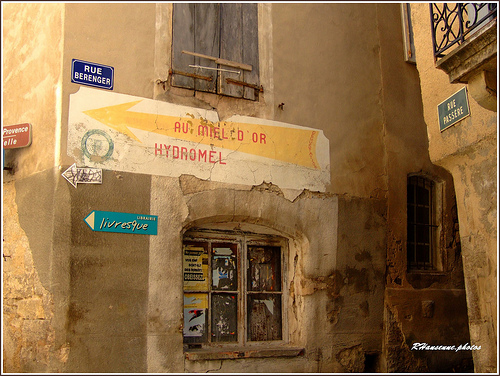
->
[225,78,264,93]
[169,69,212,81]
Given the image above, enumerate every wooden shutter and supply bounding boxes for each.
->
[172,4,219,93]
[219,3,259,100]
[194,4,219,93]
[172,3,259,100]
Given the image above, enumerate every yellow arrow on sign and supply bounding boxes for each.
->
[83,101,320,169]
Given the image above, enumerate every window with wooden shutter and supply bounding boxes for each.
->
[171,3,260,100]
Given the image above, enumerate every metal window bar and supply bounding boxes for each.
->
[407,176,437,270]
[430,3,497,59]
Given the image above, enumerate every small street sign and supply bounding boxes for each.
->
[62,163,102,188]
[3,123,32,149]
[84,210,158,235]
[437,87,470,132]
[71,59,114,90]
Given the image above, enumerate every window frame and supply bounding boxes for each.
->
[406,175,444,272]
[401,3,416,64]
[182,229,288,349]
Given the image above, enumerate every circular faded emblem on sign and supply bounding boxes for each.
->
[81,129,114,161]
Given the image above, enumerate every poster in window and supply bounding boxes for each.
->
[247,293,282,341]
[184,293,208,339]
[183,245,208,291]
[247,246,281,291]
[212,246,237,290]
[211,293,238,342]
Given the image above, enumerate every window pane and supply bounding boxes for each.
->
[407,176,435,270]
[416,224,430,244]
[212,244,238,290]
[416,244,430,264]
[183,243,209,291]
[407,223,415,243]
[247,294,282,341]
[211,293,238,342]
[416,206,430,224]
[248,246,281,292]
[407,243,416,264]
[407,183,415,204]
[416,185,430,205]
[183,293,208,343]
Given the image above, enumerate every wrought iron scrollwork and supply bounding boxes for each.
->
[430,3,497,59]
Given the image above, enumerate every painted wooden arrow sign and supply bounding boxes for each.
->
[68,87,331,192]
[62,163,102,188]
[83,101,321,169]
[84,210,158,235]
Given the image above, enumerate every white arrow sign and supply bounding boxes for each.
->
[62,163,102,188]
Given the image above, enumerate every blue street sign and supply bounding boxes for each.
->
[71,59,114,90]
[84,210,157,235]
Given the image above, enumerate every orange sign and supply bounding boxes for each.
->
[3,123,32,149]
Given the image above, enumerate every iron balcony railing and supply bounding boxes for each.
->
[430,3,497,59]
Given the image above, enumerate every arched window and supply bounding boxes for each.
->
[407,176,438,270]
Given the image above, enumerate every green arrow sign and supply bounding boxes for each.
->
[84,210,158,235]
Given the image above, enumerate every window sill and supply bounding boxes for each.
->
[185,347,305,361]
[407,270,445,275]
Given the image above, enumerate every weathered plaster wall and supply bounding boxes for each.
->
[2,3,67,373]
[147,176,387,373]
[3,3,475,373]
[59,3,157,169]
[2,3,64,177]
[411,4,497,372]
[371,4,472,372]
[384,288,472,373]
[64,170,151,373]
[411,5,497,164]
[272,3,387,197]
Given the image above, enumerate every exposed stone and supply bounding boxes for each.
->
[337,345,365,373]
[2,182,68,373]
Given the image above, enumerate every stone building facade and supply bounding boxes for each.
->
[409,3,497,373]
[2,3,482,373]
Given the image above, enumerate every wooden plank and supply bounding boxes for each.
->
[194,4,219,93]
[182,50,252,71]
[185,347,304,361]
[219,3,244,98]
[172,4,195,89]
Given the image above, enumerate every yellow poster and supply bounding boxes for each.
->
[183,245,208,291]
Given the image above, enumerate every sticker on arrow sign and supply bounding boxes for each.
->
[62,163,102,188]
